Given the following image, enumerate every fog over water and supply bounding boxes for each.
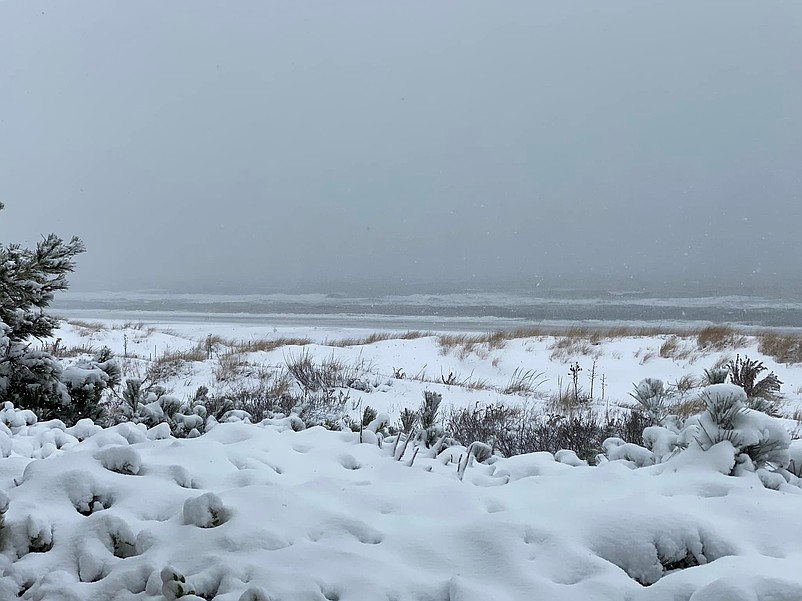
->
[1,1,800,297]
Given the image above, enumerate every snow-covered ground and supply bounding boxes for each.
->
[46,319,802,419]
[2,319,802,600]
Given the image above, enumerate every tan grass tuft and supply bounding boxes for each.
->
[757,331,802,365]
[696,325,747,352]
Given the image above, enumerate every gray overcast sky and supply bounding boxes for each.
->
[1,0,800,294]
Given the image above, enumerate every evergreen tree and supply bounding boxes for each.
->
[0,202,116,422]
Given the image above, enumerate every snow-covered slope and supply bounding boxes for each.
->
[1,411,802,601]
[2,320,802,600]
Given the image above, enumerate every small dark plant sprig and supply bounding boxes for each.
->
[727,354,782,406]
[399,408,418,434]
[419,390,443,448]
[441,371,457,386]
[700,388,745,430]
[629,378,669,425]
[361,405,378,427]
[569,362,582,404]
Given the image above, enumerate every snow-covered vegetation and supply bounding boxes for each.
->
[2,317,802,600]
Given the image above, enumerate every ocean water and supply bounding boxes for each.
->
[52,290,802,332]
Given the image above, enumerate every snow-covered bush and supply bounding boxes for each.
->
[689,384,791,475]
[0,203,118,425]
[183,492,227,528]
[0,489,8,532]
[61,347,121,424]
[96,445,142,475]
[118,379,250,438]
[629,378,670,425]
[418,390,444,448]
[120,379,207,437]
[604,382,795,488]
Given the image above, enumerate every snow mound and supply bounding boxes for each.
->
[1,417,801,599]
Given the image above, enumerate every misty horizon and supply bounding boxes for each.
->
[2,1,800,297]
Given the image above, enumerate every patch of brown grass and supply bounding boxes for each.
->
[214,349,249,382]
[712,353,733,370]
[68,319,107,335]
[548,335,600,362]
[147,345,207,382]
[233,336,313,353]
[438,332,506,360]
[659,336,694,361]
[672,373,701,393]
[659,336,679,358]
[500,368,546,396]
[112,320,145,330]
[757,331,802,365]
[546,388,592,415]
[667,395,706,420]
[327,330,433,348]
[503,327,547,340]
[52,343,98,358]
[438,369,491,391]
[696,325,747,352]
[398,330,432,340]
[330,332,393,347]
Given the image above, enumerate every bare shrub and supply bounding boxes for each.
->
[534,410,641,461]
[446,402,522,457]
[284,350,318,390]
[209,365,349,427]
[284,350,372,392]
[296,389,351,427]
[447,400,649,461]
[616,410,652,446]
[111,320,145,331]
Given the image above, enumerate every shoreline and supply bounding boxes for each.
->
[53,308,802,337]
